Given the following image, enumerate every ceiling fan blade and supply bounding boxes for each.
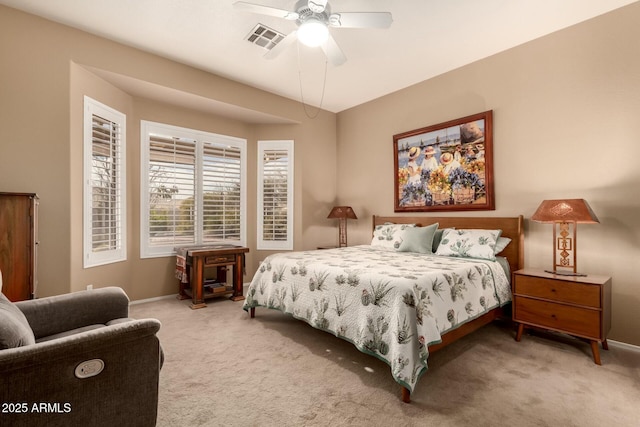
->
[308,0,328,13]
[264,31,298,60]
[233,2,299,20]
[329,12,393,29]
[320,34,346,66]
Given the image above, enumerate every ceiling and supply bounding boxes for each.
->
[1,0,636,113]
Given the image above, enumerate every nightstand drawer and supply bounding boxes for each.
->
[514,297,601,339]
[514,275,600,308]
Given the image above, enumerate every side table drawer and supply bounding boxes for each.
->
[204,254,235,265]
[514,297,601,339]
[514,275,600,308]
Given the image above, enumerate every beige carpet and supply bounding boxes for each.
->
[130,297,640,427]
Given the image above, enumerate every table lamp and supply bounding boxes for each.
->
[327,206,357,247]
[531,199,599,276]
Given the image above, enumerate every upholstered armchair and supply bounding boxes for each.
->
[0,286,163,427]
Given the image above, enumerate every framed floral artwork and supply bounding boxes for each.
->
[393,110,495,212]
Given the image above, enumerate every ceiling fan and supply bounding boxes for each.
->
[234,0,393,66]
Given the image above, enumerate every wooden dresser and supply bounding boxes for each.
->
[512,268,611,364]
[0,192,39,301]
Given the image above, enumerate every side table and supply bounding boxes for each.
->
[176,245,249,309]
[512,268,611,364]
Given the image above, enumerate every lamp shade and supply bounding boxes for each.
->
[531,199,599,224]
[327,206,357,220]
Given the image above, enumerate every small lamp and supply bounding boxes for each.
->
[327,206,357,247]
[531,199,599,276]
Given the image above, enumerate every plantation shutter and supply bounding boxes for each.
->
[84,97,126,268]
[140,121,246,258]
[202,142,242,242]
[257,140,294,250]
[91,115,121,252]
[147,134,197,248]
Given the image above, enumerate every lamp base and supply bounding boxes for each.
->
[544,269,587,277]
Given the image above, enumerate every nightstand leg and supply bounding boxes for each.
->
[515,323,524,342]
[590,340,602,365]
[602,339,609,351]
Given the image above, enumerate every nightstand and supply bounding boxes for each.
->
[512,269,611,365]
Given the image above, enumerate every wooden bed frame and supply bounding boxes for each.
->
[373,215,524,403]
[250,215,524,403]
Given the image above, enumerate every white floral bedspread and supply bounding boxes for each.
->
[243,245,511,393]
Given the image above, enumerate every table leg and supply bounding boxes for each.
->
[590,340,602,365]
[515,323,524,342]
[231,253,245,301]
[190,256,207,309]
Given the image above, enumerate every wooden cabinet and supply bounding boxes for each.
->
[0,192,39,301]
[512,269,611,364]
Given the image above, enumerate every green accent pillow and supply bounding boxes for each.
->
[398,223,439,254]
[0,293,35,349]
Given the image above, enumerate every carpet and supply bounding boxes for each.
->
[130,297,640,427]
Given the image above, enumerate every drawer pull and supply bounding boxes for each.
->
[551,288,556,293]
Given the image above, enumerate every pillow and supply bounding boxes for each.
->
[398,223,439,254]
[435,229,502,260]
[494,237,512,255]
[432,227,454,253]
[0,292,36,349]
[371,223,415,250]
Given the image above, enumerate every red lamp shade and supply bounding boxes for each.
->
[531,199,599,224]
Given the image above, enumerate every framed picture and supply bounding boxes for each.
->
[393,110,494,212]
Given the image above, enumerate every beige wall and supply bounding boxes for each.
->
[0,5,337,301]
[1,3,639,345]
[336,3,640,345]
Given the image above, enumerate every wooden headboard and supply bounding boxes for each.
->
[373,215,524,274]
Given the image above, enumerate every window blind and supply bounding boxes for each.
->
[257,140,293,250]
[140,121,246,257]
[91,114,122,252]
[147,134,196,248]
[203,142,242,242]
[83,96,126,268]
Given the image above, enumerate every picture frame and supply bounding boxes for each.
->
[393,110,494,212]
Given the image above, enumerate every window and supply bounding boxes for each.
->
[140,121,246,258]
[83,96,126,267]
[257,140,294,250]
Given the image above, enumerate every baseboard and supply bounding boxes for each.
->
[608,339,640,353]
[129,294,176,305]
[129,282,250,305]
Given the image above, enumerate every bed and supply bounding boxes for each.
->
[243,215,524,403]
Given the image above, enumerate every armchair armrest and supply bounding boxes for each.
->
[15,287,129,339]
[0,319,162,427]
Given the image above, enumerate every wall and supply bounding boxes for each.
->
[336,3,640,345]
[0,5,337,301]
[1,3,638,346]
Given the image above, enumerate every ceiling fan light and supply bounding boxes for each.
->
[297,18,329,47]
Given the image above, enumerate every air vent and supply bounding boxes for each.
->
[246,24,285,50]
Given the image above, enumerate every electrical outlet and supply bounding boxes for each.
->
[86,284,93,290]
